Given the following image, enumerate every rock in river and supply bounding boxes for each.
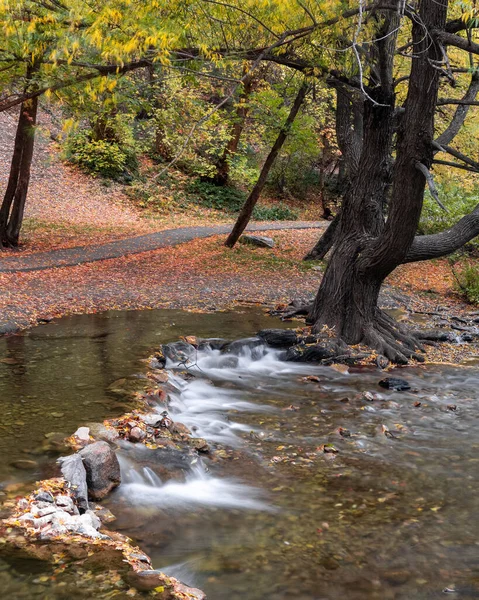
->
[257,328,298,348]
[378,377,411,391]
[58,453,89,512]
[79,441,121,500]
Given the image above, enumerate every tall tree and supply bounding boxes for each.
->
[225,81,310,247]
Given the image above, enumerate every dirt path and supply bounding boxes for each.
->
[0,222,324,272]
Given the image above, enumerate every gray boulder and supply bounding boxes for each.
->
[240,234,274,248]
[58,453,89,513]
[258,329,298,348]
[79,441,121,500]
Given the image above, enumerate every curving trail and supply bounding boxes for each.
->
[0,221,325,273]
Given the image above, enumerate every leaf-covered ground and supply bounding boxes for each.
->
[0,229,470,356]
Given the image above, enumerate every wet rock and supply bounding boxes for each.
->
[283,343,338,363]
[413,329,456,342]
[221,337,264,355]
[10,459,38,471]
[58,453,89,512]
[86,422,119,443]
[34,491,54,503]
[169,421,191,436]
[240,234,274,248]
[378,377,411,391]
[257,328,298,348]
[79,441,121,501]
[127,569,167,591]
[129,426,146,443]
[191,438,209,453]
[161,341,196,362]
[175,583,207,599]
[197,338,230,351]
[91,503,116,524]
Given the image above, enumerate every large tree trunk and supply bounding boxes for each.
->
[212,72,254,186]
[309,0,448,363]
[0,65,39,248]
[304,86,363,260]
[225,82,309,248]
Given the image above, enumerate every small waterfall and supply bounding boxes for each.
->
[118,452,272,511]
[115,341,328,513]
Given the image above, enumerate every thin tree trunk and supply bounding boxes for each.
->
[304,86,363,259]
[5,95,38,245]
[303,212,341,260]
[0,63,39,247]
[225,83,309,248]
[0,105,27,245]
[213,72,253,186]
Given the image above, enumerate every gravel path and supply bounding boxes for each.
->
[0,221,325,273]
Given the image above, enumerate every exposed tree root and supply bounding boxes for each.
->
[269,301,313,320]
[363,309,426,364]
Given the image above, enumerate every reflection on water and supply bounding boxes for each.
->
[1,308,479,599]
[0,307,278,483]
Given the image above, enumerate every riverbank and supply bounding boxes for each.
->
[1,227,477,364]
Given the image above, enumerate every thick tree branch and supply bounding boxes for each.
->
[439,144,479,170]
[405,204,479,263]
[435,31,479,56]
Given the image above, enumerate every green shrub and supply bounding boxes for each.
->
[186,179,298,220]
[186,180,247,211]
[63,115,138,180]
[253,204,299,221]
[452,259,479,304]
[419,183,479,249]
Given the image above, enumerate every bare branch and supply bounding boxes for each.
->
[437,98,479,106]
[415,161,448,211]
[433,159,479,172]
[435,31,479,56]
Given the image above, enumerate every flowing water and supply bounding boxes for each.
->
[1,307,479,599]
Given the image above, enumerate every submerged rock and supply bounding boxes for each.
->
[11,459,38,471]
[79,441,121,501]
[257,328,298,348]
[378,377,411,391]
[127,570,206,598]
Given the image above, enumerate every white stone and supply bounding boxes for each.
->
[74,426,90,441]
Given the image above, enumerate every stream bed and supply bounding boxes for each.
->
[1,307,479,599]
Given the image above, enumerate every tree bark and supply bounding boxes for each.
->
[304,85,364,260]
[405,204,479,263]
[309,1,448,363]
[303,212,341,260]
[225,82,310,248]
[0,64,39,247]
